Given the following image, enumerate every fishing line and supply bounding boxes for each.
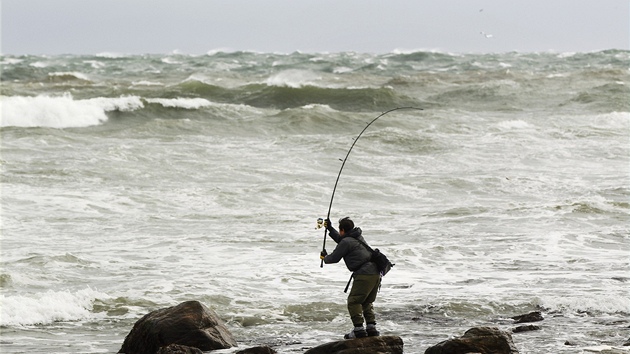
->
[320,106,423,267]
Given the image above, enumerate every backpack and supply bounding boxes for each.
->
[355,237,395,276]
[371,248,394,276]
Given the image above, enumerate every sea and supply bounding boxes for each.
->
[1,50,629,354]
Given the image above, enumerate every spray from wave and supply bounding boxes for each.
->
[0,287,109,326]
[0,95,222,128]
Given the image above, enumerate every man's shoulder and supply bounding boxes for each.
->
[341,236,365,247]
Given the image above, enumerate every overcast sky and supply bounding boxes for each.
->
[2,0,628,55]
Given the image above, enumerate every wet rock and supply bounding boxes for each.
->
[118,300,237,354]
[235,346,277,354]
[511,311,543,324]
[304,335,403,354]
[424,327,519,354]
[156,344,202,354]
[512,325,541,333]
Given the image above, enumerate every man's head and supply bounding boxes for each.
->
[338,217,354,234]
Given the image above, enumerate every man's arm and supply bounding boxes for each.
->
[324,240,348,264]
[326,219,342,244]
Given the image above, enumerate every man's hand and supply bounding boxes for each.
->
[320,249,328,260]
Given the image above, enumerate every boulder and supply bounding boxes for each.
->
[156,344,202,354]
[235,346,277,354]
[512,325,541,333]
[511,311,543,324]
[118,300,237,354]
[424,327,519,354]
[304,336,403,354]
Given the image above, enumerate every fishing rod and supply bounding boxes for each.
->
[319,106,423,267]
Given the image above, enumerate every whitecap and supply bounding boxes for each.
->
[145,97,214,109]
[84,95,144,112]
[95,52,128,59]
[495,120,532,130]
[1,58,23,65]
[0,94,143,128]
[48,71,92,83]
[0,287,109,326]
[265,70,322,88]
[131,80,164,86]
[30,61,49,68]
[83,60,105,69]
[1,95,107,128]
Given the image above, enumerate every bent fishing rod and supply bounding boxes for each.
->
[320,106,423,267]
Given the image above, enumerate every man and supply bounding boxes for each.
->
[320,217,381,339]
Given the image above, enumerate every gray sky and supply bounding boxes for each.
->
[2,0,628,55]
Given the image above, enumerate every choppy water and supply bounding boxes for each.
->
[1,50,629,353]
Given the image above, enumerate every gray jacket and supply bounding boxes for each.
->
[323,227,380,275]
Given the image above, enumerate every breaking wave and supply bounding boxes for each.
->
[0,287,109,326]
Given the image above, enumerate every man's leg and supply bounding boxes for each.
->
[362,275,380,324]
[348,274,381,326]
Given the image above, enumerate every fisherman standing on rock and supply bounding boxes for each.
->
[320,217,381,339]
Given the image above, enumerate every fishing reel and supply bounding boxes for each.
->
[315,218,324,229]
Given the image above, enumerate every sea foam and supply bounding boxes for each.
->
[0,287,108,326]
[145,97,214,109]
[265,70,322,88]
[0,94,143,128]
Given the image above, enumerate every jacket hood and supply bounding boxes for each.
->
[347,227,362,239]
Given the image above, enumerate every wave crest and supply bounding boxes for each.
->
[0,287,109,326]
[0,94,143,128]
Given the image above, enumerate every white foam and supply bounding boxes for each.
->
[583,345,630,353]
[145,97,214,109]
[333,66,353,74]
[557,52,577,58]
[591,112,630,129]
[30,61,49,68]
[48,71,92,82]
[1,58,23,65]
[83,60,105,69]
[537,293,630,314]
[95,52,128,59]
[132,80,164,86]
[265,70,322,88]
[0,94,143,128]
[301,104,335,111]
[206,48,237,56]
[161,57,181,65]
[84,95,144,112]
[0,287,109,326]
[495,119,532,130]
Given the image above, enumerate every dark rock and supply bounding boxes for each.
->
[424,327,519,354]
[235,346,277,354]
[304,335,403,354]
[623,338,630,346]
[156,344,202,354]
[564,341,577,346]
[512,325,541,333]
[511,311,543,324]
[118,300,237,354]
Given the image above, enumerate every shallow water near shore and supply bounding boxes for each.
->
[1,50,629,353]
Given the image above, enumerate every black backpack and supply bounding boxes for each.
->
[355,237,394,276]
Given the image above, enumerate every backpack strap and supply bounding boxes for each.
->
[352,235,375,253]
[350,236,375,272]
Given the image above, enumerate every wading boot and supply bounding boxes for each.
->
[344,326,368,339]
[366,323,380,336]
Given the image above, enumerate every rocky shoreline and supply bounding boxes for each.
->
[117,300,628,354]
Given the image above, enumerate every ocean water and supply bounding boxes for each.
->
[1,50,629,354]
